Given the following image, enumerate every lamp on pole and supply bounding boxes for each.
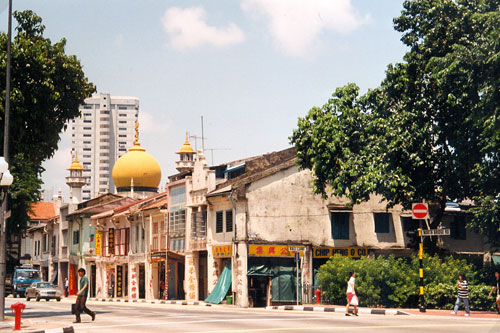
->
[0,159,13,321]
[0,0,13,321]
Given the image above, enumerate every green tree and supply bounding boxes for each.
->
[0,11,95,238]
[290,0,500,246]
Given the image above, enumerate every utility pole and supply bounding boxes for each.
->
[201,116,205,152]
[418,222,426,312]
[189,134,206,152]
[0,0,13,321]
[204,148,231,166]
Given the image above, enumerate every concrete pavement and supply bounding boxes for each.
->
[3,296,500,332]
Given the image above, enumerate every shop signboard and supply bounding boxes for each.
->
[249,244,305,257]
[212,245,232,258]
[117,265,123,297]
[95,231,101,256]
[313,247,368,258]
[108,228,114,255]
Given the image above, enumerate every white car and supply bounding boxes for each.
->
[25,282,62,302]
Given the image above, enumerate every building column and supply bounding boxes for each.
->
[302,246,313,303]
[234,242,249,308]
[207,246,219,294]
[185,251,199,301]
[129,263,138,299]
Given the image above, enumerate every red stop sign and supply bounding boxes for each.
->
[412,203,428,219]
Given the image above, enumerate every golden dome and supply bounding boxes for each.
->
[68,153,83,170]
[112,121,161,190]
[176,132,195,154]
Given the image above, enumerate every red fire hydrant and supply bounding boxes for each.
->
[10,301,26,331]
[315,289,321,305]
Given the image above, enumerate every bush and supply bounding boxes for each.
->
[317,254,495,310]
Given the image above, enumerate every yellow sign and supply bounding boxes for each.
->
[249,244,304,257]
[212,245,232,258]
[95,231,101,256]
[313,247,368,258]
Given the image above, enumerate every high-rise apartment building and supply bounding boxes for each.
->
[71,94,139,201]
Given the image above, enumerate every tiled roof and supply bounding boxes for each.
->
[28,202,57,221]
[67,197,137,217]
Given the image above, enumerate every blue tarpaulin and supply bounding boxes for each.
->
[204,261,232,304]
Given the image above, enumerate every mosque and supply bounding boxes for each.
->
[111,121,162,199]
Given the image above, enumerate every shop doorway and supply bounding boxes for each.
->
[198,252,208,300]
[248,276,270,307]
[90,265,96,298]
[139,264,145,299]
[159,261,165,299]
[123,264,128,297]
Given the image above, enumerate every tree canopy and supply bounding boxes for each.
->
[0,11,95,236]
[290,0,500,247]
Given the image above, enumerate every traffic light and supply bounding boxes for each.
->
[406,230,419,250]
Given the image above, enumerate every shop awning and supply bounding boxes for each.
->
[204,261,232,304]
[247,265,273,276]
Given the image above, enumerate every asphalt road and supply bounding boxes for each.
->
[4,298,500,333]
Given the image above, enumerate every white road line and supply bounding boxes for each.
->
[75,316,332,330]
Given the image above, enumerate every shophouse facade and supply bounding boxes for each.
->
[65,193,135,296]
[198,147,495,308]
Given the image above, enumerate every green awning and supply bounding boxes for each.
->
[247,265,274,276]
[493,255,500,266]
[204,261,232,304]
[271,266,298,302]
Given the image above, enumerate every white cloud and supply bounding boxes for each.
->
[138,111,172,135]
[162,6,245,50]
[241,0,370,58]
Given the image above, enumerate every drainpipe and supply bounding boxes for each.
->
[229,191,236,242]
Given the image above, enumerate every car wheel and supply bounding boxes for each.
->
[36,294,40,302]
[46,298,50,301]
[56,298,61,302]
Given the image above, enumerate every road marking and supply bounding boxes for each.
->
[186,322,500,332]
[74,316,331,330]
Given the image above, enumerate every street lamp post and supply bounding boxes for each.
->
[0,0,13,321]
[0,159,13,321]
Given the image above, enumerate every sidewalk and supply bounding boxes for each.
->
[86,297,211,306]
[266,302,500,318]
[0,317,73,332]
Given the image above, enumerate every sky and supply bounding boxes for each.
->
[0,0,408,201]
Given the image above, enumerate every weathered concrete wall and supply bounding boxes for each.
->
[245,166,406,249]
[207,196,233,244]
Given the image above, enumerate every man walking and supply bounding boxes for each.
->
[451,273,470,316]
[489,271,500,314]
[74,268,96,323]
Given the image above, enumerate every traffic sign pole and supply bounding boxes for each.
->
[418,225,426,312]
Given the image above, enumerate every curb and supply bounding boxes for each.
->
[266,305,409,315]
[87,298,211,306]
[12,326,74,333]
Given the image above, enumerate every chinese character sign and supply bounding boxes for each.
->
[108,228,114,255]
[249,244,295,257]
[95,231,101,256]
[212,245,232,258]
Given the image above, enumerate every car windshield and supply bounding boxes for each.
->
[37,282,54,288]
[17,270,40,279]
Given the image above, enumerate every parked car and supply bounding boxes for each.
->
[25,282,61,302]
